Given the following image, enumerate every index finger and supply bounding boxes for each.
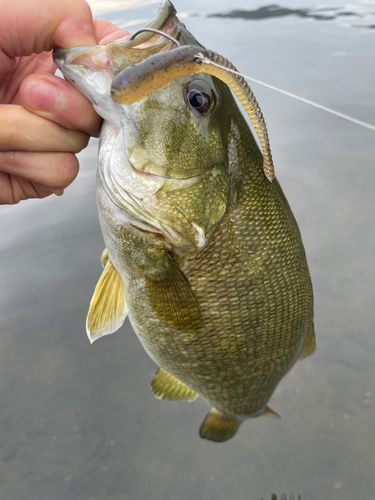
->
[20,20,130,137]
[94,18,129,44]
[20,73,103,137]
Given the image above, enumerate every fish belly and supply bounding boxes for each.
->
[102,178,313,418]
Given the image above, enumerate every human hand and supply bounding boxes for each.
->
[0,0,128,204]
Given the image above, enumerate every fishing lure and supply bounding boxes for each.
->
[111,31,275,182]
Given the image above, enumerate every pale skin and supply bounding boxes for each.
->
[0,0,128,204]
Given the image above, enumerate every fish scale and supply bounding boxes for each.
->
[123,161,312,417]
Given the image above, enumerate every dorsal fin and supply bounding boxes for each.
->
[86,252,128,343]
[145,257,202,328]
[151,368,198,401]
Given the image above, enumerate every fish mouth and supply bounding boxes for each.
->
[53,0,181,76]
[54,0,208,249]
[54,46,111,71]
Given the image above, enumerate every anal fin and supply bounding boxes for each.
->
[199,408,241,442]
[86,251,128,343]
[151,368,198,401]
[298,324,316,361]
[145,256,201,328]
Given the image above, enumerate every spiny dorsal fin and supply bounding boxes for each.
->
[151,368,198,401]
[145,257,201,328]
[263,406,281,418]
[86,256,128,343]
[199,408,241,442]
[298,325,316,361]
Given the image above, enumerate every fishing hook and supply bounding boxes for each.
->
[129,28,180,47]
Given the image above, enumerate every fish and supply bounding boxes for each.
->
[53,0,315,442]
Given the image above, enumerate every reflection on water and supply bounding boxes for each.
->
[208,3,375,29]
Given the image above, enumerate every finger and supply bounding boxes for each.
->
[20,74,102,137]
[0,105,90,152]
[94,19,129,44]
[0,171,63,204]
[2,52,56,106]
[0,151,79,189]
[0,0,97,57]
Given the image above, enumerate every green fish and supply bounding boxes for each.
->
[53,0,315,442]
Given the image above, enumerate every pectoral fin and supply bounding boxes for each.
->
[298,325,316,361]
[199,408,241,442]
[145,257,201,328]
[86,253,127,343]
[151,368,198,401]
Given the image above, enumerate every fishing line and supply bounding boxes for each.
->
[127,29,375,134]
[194,53,375,133]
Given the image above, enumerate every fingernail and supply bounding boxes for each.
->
[24,81,59,112]
[54,190,65,197]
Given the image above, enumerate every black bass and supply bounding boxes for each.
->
[53,0,315,442]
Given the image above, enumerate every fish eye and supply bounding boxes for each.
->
[184,81,216,115]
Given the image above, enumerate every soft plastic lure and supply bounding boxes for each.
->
[111,44,275,182]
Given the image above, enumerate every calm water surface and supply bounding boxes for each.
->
[1,1,374,499]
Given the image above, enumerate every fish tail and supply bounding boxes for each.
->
[199,408,241,442]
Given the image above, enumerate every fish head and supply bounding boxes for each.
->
[53,0,184,124]
[53,1,243,252]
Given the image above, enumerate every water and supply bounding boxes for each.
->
[1,1,375,498]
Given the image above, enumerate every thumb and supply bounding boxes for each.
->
[0,0,97,57]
